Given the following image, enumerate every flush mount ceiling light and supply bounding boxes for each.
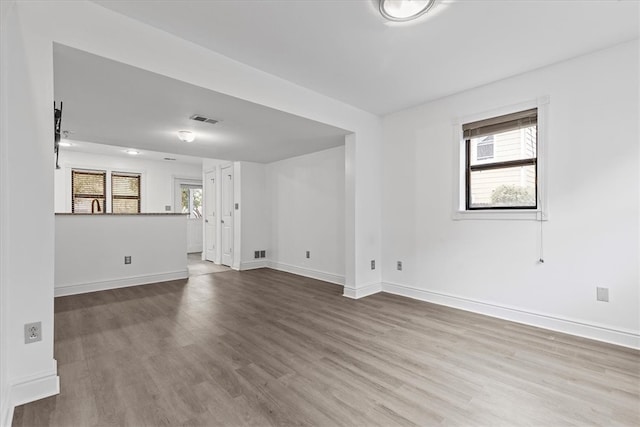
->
[379,0,436,22]
[177,130,195,142]
[125,149,140,155]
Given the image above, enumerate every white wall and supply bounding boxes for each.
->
[1,1,59,421]
[0,1,16,424]
[381,40,639,348]
[266,146,346,284]
[55,215,188,296]
[239,162,270,270]
[54,149,202,213]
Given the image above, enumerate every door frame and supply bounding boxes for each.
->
[173,177,203,255]
[204,168,217,263]
[220,163,234,267]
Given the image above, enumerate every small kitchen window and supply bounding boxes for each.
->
[112,172,141,214]
[71,169,106,213]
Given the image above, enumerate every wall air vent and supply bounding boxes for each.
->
[190,114,219,125]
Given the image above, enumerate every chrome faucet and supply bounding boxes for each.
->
[91,199,101,213]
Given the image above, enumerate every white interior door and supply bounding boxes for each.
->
[204,170,216,262]
[221,164,234,266]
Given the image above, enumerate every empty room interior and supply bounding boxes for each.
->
[1,1,638,426]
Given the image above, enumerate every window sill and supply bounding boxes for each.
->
[452,210,547,221]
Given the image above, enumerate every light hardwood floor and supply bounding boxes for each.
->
[13,269,640,426]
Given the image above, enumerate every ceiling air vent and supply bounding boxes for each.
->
[190,114,219,125]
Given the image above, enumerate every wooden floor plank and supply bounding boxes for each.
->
[12,268,640,426]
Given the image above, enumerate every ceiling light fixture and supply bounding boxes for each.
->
[177,130,195,142]
[58,141,72,147]
[125,149,140,155]
[379,0,436,22]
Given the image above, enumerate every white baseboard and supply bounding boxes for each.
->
[267,261,345,286]
[343,282,382,299]
[1,392,12,427]
[54,270,189,297]
[382,282,640,350]
[240,260,268,271]
[10,371,59,407]
[4,363,60,425]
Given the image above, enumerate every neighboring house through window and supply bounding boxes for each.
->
[463,108,537,210]
[72,169,106,213]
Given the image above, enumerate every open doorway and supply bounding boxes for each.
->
[187,252,230,276]
[174,178,203,253]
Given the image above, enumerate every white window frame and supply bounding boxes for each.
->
[452,96,549,221]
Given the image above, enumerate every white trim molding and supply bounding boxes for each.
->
[382,282,640,350]
[54,270,188,297]
[240,260,268,271]
[4,361,59,424]
[267,261,345,286]
[10,370,59,407]
[1,392,12,427]
[343,282,382,299]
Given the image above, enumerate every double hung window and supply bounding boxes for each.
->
[463,108,538,210]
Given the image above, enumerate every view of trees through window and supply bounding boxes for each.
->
[181,186,202,218]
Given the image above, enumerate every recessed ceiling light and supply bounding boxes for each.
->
[177,130,195,142]
[125,149,140,155]
[58,141,72,147]
[379,0,436,22]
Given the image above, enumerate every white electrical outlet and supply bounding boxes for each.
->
[24,322,42,344]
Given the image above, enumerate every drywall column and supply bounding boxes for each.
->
[343,129,383,299]
[0,1,15,423]
[1,2,59,420]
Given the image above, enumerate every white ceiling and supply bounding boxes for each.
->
[53,44,349,163]
[93,0,639,115]
[58,140,204,166]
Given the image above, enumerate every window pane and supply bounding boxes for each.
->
[190,188,202,218]
[181,188,190,214]
[470,125,536,166]
[469,165,536,208]
[112,173,140,214]
[73,197,106,213]
[112,174,140,197]
[112,198,139,214]
[72,170,106,213]
[72,171,105,196]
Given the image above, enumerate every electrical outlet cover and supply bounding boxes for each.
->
[596,287,609,302]
[24,322,42,344]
